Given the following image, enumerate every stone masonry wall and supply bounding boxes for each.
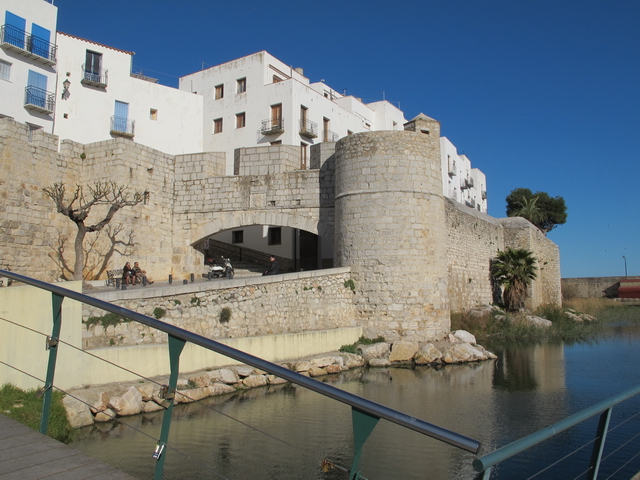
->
[82,269,356,349]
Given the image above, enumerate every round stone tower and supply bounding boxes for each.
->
[334,116,449,341]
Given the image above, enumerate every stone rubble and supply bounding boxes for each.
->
[63,330,496,428]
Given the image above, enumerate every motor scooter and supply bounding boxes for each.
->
[207,256,234,279]
[221,256,234,279]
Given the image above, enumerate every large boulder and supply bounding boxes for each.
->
[442,343,488,364]
[453,330,477,345]
[524,316,552,327]
[208,383,236,396]
[389,341,419,362]
[414,344,443,365]
[210,368,240,384]
[339,353,366,369]
[63,395,94,428]
[243,375,268,388]
[108,386,143,416]
[358,342,390,362]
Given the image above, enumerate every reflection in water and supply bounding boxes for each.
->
[71,322,640,480]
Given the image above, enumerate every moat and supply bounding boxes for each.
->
[70,320,640,479]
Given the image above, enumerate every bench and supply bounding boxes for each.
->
[105,269,123,287]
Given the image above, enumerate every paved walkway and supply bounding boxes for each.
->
[0,414,137,479]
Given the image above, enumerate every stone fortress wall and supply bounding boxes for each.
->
[0,116,561,342]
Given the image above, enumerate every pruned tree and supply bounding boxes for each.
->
[506,188,567,235]
[43,182,144,280]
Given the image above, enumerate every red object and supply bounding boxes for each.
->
[618,279,640,299]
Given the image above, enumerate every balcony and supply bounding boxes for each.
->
[24,86,54,114]
[81,65,108,88]
[323,129,339,142]
[261,117,284,135]
[0,25,57,66]
[481,190,487,200]
[110,116,135,138]
[299,119,318,139]
[448,162,457,177]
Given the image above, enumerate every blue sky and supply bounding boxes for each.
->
[54,0,640,278]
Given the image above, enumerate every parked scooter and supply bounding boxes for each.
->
[206,256,234,279]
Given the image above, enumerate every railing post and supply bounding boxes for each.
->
[348,407,379,480]
[587,407,612,480]
[153,334,186,480]
[40,293,63,434]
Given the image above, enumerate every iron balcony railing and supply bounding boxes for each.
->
[323,129,340,142]
[299,118,318,139]
[81,64,108,88]
[0,24,57,65]
[110,116,135,138]
[0,269,480,480]
[261,116,284,135]
[24,86,55,114]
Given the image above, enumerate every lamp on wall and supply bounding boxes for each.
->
[61,79,71,99]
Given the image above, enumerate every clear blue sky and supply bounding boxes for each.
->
[54,0,640,278]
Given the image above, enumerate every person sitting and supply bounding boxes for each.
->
[122,262,136,285]
[133,262,153,285]
[263,256,280,276]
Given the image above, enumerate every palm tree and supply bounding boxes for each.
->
[514,195,547,225]
[491,247,538,311]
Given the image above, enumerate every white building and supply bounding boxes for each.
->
[53,32,203,155]
[179,51,407,175]
[441,136,487,213]
[0,0,58,134]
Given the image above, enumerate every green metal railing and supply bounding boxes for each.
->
[473,382,640,479]
[0,270,480,479]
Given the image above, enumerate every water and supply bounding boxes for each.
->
[71,321,640,479]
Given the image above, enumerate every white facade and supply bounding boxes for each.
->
[441,136,487,213]
[179,51,407,175]
[54,33,203,155]
[0,0,58,133]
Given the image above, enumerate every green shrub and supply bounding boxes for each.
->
[220,307,232,323]
[84,312,128,329]
[190,297,201,306]
[153,307,166,319]
[339,335,386,354]
[0,384,75,443]
[172,299,181,305]
[344,279,355,291]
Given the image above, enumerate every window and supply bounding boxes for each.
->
[268,227,281,245]
[215,84,224,100]
[323,117,330,142]
[273,75,282,83]
[26,70,47,108]
[236,77,246,93]
[30,23,51,58]
[4,12,26,49]
[150,109,158,120]
[236,112,245,128]
[271,104,282,126]
[0,60,10,81]
[85,50,102,81]
[232,230,244,244]
[213,118,223,134]
[270,140,281,145]
[300,105,307,123]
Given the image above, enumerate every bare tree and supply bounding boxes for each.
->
[43,182,145,280]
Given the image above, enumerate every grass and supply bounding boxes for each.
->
[0,384,75,443]
[452,299,640,345]
[339,335,386,354]
[84,312,128,329]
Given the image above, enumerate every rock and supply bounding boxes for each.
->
[414,344,443,365]
[188,374,212,388]
[524,315,552,327]
[308,366,327,377]
[90,392,110,414]
[137,384,156,401]
[389,341,419,362]
[231,366,254,378]
[338,352,366,368]
[468,305,495,318]
[325,365,342,374]
[475,345,498,359]
[368,358,391,367]
[292,361,311,372]
[209,368,240,384]
[208,383,236,396]
[143,401,165,413]
[108,386,143,416]
[267,375,288,385]
[175,387,211,404]
[453,330,477,346]
[94,408,116,422]
[243,375,268,388]
[442,343,487,364]
[63,395,94,428]
[358,342,390,362]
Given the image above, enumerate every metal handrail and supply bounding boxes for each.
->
[24,86,55,112]
[473,383,640,479]
[110,116,135,137]
[0,269,480,478]
[0,24,57,64]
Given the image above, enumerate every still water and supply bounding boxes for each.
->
[71,321,640,479]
